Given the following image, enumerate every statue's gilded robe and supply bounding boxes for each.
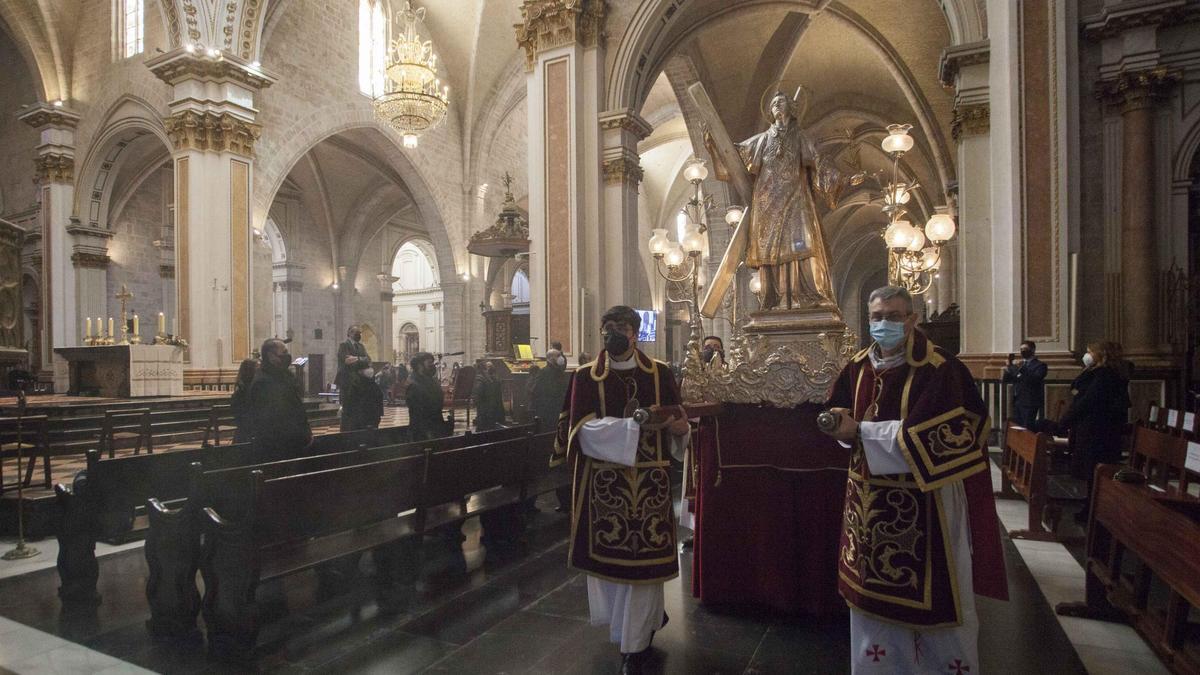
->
[737,121,826,270]
[550,349,680,584]
[827,330,1007,626]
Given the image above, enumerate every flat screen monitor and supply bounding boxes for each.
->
[635,309,658,343]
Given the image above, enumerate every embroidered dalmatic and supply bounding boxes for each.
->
[826,330,1007,628]
[551,349,682,584]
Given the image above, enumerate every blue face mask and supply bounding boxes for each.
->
[869,320,907,350]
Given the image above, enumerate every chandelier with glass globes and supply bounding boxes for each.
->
[373,1,449,149]
[877,124,956,295]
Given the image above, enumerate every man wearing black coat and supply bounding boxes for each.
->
[247,338,312,459]
[336,325,376,431]
[1002,339,1047,428]
[407,352,448,440]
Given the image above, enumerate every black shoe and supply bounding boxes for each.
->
[647,612,669,648]
[620,651,646,675]
[680,536,694,551]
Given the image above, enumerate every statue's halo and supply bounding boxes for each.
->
[759,80,810,123]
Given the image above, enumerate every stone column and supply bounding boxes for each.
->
[68,220,113,341]
[939,40,994,370]
[148,49,276,368]
[272,261,304,353]
[518,0,605,360]
[599,110,652,318]
[1099,69,1178,363]
[378,285,395,364]
[19,104,80,371]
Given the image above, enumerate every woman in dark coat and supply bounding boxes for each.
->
[230,358,259,443]
[1057,341,1131,520]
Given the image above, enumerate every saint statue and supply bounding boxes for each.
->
[709,88,843,311]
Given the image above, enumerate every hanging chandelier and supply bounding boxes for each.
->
[877,124,956,295]
[373,1,449,149]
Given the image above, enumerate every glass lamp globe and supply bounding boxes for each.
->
[682,224,705,255]
[906,227,926,252]
[725,205,745,226]
[683,157,709,183]
[884,220,915,250]
[664,243,686,267]
[881,124,914,154]
[749,271,763,294]
[887,183,911,205]
[921,247,940,270]
[403,134,419,149]
[925,213,956,243]
[648,228,669,257]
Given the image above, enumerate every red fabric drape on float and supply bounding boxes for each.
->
[692,402,848,616]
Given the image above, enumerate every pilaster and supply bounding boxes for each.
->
[20,103,80,371]
[148,48,276,368]
[520,0,606,359]
[272,261,305,354]
[599,109,652,336]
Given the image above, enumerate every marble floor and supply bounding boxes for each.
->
[0,491,1090,674]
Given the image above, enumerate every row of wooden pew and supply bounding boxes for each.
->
[54,421,570,659]
[0,399,336,492]
[996,412,1200,670]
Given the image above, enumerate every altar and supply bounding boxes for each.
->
[53,345,185,397]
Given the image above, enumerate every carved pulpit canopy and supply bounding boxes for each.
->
[468,172,530,258]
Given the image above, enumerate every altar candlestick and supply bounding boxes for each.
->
[158,312,165,335]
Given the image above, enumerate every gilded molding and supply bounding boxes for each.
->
[601,155,643,186]
[515,0,606,71]
[1096,68,1181,110]
[33,154,74,184]
[938,40,989,88]
[164,110,262,156]
[148,50,275,90]
[599,110,653,141]
[1082,2,1200,40]
[951,103,989,141]
[71,252,111,269]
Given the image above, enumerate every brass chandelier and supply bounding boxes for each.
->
[373,1,449,149]
[877,124,956,295]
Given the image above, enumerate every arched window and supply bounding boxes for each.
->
[116,0,144,58]
[358,0,387,97]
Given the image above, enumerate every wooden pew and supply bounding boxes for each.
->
[0,415,52,490]
[1058,463,1200,672]
[994,420,1086,541]
[100,408,153,457]
[201,456,426,657]
[141,424,532,635]
[196,428,556,657]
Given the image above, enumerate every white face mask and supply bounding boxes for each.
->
[1082,352,1095,368]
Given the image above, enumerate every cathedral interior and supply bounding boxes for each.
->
[0,0,1198,673]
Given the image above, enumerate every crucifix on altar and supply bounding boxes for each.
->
[114,284,141,345]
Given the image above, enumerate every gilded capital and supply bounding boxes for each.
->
[1096,68,1181,111]
[602,155,643,187]
[33,153,75,184]
[164,110,262,156]
[951,103,989,141]
[515,0,606,71]
[71,252,111,269]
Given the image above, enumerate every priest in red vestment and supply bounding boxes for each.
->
[550,305,689,675]
[821,285,1007,674]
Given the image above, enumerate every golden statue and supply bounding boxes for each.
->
[708,87,853,311]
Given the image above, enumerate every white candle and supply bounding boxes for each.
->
[133,314,139,336]
[158,312,165,335]
[97,317,104,338]
[86,317,92,338]
[108,317,114,338]
[172,317,177,336]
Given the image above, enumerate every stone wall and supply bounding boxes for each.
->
[106,164,171,332]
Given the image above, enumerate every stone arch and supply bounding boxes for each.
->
[256,114,460,285]
[0,3,60,101]
[158,0,268,60]
[938,0,988,45]
[262,216,287,264]
[606,0,956,189]
[72,96,173,227]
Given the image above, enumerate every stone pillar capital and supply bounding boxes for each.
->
[32,153,75,184]
[1082,2,1199,41]
[515,0,606,71]
[19,103,81,131]
[601,147,643,187]
[1096,68,1181,111]
[951,102,989,141]
[599,109,653,143]
[147,49,277,91]
[164,110,263,156]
